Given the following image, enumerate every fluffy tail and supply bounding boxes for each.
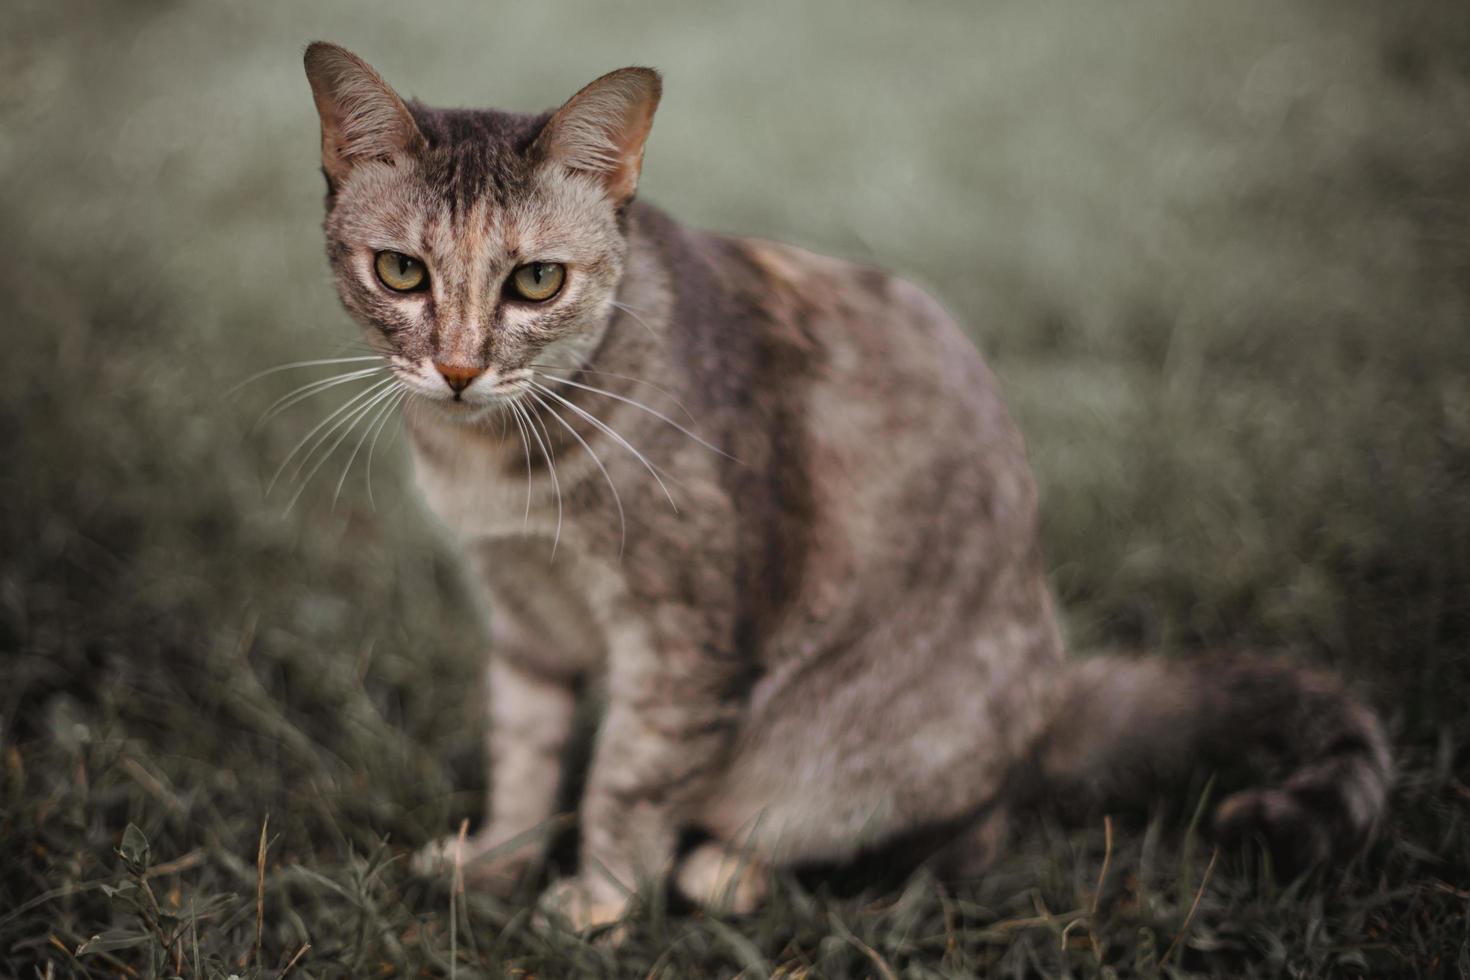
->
[1034,654,1392,865]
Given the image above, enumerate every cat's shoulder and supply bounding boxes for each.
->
[631,202,972,364]
[731,234,968,350]
[630,203,916,308]
[723,230,948,327]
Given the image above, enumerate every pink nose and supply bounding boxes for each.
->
[434,362,484,393]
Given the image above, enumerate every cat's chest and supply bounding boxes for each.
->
[409,426,552,541]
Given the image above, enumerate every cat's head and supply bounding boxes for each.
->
[303,43,660,421]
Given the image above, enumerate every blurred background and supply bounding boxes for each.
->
[3,0,1468,975]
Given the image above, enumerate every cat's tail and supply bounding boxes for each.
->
[1033,653,1392,864]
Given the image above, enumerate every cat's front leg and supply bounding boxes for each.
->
[546,613,745,930]
[417,548,603,892]
[415,656,576,891]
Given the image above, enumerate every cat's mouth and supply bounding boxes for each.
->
[409,369,534,424]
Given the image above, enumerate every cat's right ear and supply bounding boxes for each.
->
[303,42,426,189]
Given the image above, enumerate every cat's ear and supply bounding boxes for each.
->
[303,42,426,187]
[534,67,662,205]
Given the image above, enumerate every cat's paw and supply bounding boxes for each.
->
[536,875,629,934]
[411,831,535,895]
[674,842,767,915]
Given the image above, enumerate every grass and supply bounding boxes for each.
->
[3,0,1470,975]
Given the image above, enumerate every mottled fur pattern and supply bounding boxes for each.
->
[302,43,1392,927]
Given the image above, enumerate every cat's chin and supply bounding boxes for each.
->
[417,395,509,427]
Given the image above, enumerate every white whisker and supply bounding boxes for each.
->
[226,355,384,398]
[363,389,406,511]
[528,389,627,556]
[506,401,535,526]
[279,376,399,492]
[519,397,564,557]
[528,363,698,425]
[253,366,385,432]
[610,299,659,339]
[529,380,679,514]
[268,376,398,495]
[285,379,401,515]
[333,381,404,510]
[532,372,732,461]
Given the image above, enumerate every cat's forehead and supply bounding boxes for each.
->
[409,105,551,214]
[328,104,614,258]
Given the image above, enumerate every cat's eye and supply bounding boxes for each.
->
[507,262,565,302]
[375,251,429,292]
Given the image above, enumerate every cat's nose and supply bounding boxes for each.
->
[434,362,484,394]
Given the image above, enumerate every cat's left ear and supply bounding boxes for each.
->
[534,67,662,205]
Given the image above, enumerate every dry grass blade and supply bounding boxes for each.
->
[144,850,204,879]
[1160,846,1218,971]
[827,912,897,980]
[255,814,269,971]
[277,942,311,979]
[1088,814,1114,963]
[1093,815,1113,919]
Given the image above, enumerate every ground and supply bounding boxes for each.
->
[2,1,1469,976]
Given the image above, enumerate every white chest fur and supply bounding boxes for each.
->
[410,433,554,543]
[403,404,609,545]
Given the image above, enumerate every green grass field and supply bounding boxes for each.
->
[3,1,1469,975]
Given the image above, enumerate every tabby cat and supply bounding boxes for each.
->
[301,42,1391,929]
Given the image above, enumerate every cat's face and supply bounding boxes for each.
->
[305,44,659,423]
[322,133,628,421]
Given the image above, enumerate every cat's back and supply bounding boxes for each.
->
[691,219,1030,484]
[637,206,1041,668]
[635,204,1019,444]
[738,230,1038,557]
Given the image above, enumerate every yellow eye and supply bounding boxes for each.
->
[508,262,565,302]
[374,251,428,292]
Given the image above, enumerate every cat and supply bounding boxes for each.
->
[301,42,1392,930]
